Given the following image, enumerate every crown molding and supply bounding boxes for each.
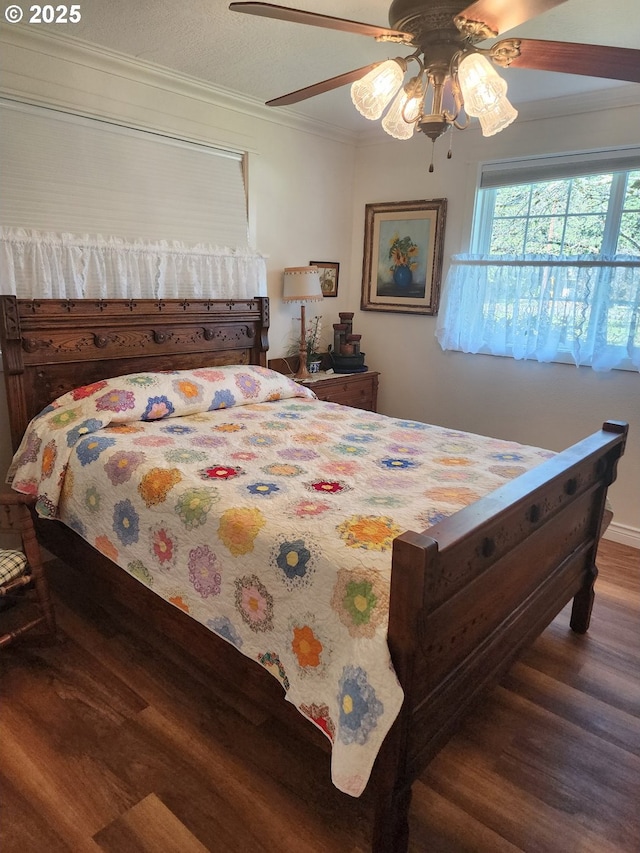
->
[516,84,640,121]
[0,23,358,147]
[3,24,636,150]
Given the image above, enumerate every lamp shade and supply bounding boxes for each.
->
[282,266,324,302]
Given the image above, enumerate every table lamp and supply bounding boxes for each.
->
[282,266,323,380]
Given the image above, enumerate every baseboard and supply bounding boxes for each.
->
[603,521,640,550]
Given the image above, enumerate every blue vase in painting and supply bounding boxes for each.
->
[392,264,412,289]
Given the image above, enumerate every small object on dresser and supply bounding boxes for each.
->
[331,313,367,373]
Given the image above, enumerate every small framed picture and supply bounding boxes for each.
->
[360,198,447,315]
[310,261,339,297]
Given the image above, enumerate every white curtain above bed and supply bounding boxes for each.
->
[0,227,267,300]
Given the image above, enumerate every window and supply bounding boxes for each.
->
[475,169,639,256]
[437,151,640,371]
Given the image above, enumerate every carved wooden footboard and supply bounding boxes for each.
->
[0,296,627,853]
[370,420,627,851]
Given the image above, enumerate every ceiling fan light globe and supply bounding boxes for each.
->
[458,53,508,117]
[478,96,518,137]
[404,96,423,124]
[381,88,417,139]
[351,59,405,120]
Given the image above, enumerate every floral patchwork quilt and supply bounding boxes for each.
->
[7,365,554,796]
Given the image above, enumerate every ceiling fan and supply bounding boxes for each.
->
[229,1,640,168]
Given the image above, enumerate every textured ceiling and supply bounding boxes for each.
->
[32,0,640,135]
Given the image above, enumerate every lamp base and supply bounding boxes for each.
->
[294,362,312,381]
[293,302,311,381]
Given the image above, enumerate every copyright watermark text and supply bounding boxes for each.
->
[4,4,82,24]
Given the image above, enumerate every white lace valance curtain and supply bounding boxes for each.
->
[436,254,640,372]
[0,227,267,300]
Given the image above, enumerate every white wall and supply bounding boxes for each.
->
[0,25,357,476]
[349,97,640,542]
[1,26,638,543]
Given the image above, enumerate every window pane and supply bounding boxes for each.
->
[617,213,640,255]
[607,267,640,345]
[494,184,531,217]
[524,216,566,254]
[567,174,612,214]
[608,309,640,346]
[563,214,607,253]
[622,171,640,209]
[529,181,569,215]
[490,218,526,254]
[618,172,640,255]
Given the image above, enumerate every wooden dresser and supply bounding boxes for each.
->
[301,370,379,412]
[268,358,379,412]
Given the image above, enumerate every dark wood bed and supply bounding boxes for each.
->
[0,295,628,852]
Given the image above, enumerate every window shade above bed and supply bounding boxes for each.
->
[0,99,249,247]
[0,100,267,299]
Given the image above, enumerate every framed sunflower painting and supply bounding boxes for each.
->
[361,198,447,315]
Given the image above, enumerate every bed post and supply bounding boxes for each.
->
[0,295,29,452]
[569,420,628,634]
[569,564,599,634]
[258,296,269,366]
[370,530,438,853]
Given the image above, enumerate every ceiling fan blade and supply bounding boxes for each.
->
[509,39,640,84]
[458,0,569,36]
[266,64,381,107]
[229,3,411,40]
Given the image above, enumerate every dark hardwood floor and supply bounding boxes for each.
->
[1,539,638,852]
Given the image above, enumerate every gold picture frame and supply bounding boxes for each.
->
[360,198,447,315]
[310,261,339,297]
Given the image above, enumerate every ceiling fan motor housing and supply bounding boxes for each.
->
[388,0,475,49]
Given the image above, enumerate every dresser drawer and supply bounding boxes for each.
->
[307,372,379,412]
[267,359,380,412]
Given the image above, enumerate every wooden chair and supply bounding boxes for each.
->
[0,489,56,648]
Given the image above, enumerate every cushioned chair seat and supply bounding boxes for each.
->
[0,491,56,647]
[0,549,29,585]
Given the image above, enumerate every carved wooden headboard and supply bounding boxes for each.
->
[0,296,270,452]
